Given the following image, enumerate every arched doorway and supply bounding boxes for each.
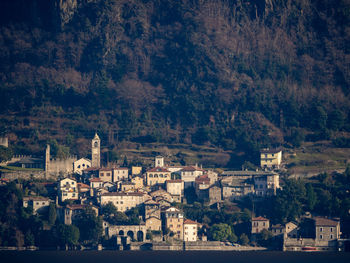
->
[137,231,144,242]
[127,230,134,241]
[119,230,124,236]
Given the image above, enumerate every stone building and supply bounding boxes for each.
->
[164,207,184,240]
[251,216,270,234]
[144,199,162,232]
[100,192,145,212]
[23,196,51,214]
[314,217,340,242]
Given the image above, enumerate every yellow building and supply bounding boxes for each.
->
[132,166,142,175]
[131,176,144,189]
[146,167,171,186]
[260,148,282,169]
[99,168,113,182]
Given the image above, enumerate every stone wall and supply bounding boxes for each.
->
[0,170,47,180]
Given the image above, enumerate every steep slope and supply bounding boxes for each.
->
[0,0,349,165]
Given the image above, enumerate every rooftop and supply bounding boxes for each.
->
[260,148,282,154]
[252,216,269,221]
[101,192,144,197]
[148,167,170,173]
[314,217,339,227]
[184,219,199,225]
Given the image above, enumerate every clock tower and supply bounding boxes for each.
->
[91,133,100,168]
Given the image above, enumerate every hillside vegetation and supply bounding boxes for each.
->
[0,0,349,167]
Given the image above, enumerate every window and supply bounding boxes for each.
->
[320,227,323,232]
[330,234,334,239]
[330,227,333,232]
[320,234,323,239]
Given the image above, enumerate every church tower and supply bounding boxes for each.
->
[91,133,101,168]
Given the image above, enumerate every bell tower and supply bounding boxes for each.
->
[91,133,100,168]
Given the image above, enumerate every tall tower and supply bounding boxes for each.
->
[92,133,100,168]
[45,144,50,172]
[155,156,164,167]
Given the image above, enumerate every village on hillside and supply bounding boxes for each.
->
[0,134,348,252]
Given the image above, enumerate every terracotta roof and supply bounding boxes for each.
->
[184,219,199,225]
[260,148,282,154]
[113,167,128,170]
[77,183,90,188]
[148,167,170,173]
[99,168,113,172]
[314,217,339,227]
[90,178,103,182]
[252,216,269,221]
[195,175,210,184]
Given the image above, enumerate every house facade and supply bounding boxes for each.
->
[112,167,129,182]
[23,196,50,214]
[58,178,78,202]
[146,167,171,186]
[164,207,184,240]
[180,166,204,188]
[251,216,270,234]
[260,148,282,169]
[100,192,145,212]
[73,158,91,175]
[184,219,199,242]
[166,179,184,202]
[314,217,340,242]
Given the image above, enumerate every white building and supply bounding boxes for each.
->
[58,178,78,202]
[184,219,199,242]
[180,166,204,188]
[73,158,91,175]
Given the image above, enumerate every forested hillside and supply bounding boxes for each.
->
[0,0,349,165]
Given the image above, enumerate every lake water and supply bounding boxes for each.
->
[1,251,350,263]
